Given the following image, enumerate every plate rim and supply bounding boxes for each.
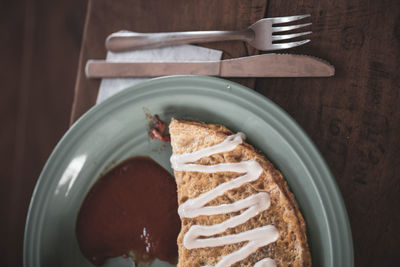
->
[24,75,354,267]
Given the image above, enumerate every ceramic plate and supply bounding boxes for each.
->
[24,76,353,267]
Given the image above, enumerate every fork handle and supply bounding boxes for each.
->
[105,30,254,52]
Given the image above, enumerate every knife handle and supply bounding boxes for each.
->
[105,30,253,52]
[85,60,220,78]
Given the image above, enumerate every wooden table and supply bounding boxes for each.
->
[71,0,400,266]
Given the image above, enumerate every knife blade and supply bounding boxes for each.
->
[85,54,334,78]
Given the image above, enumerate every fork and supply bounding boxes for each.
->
[106,14,311,52]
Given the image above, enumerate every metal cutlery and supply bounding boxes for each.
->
[106,14,312,52]
[86,54,334,78]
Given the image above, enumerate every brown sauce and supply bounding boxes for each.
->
[76,156,180,265]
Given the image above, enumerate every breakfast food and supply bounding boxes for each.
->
[169,119,311,266]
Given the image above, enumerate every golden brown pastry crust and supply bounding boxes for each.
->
[170,119,311,267]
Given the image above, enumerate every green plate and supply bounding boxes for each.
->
[24,76,353,267]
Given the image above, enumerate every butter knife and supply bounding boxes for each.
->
[85,54,334,78]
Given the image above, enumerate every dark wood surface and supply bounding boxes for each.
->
[1,0,87,266]
[2,0,400,266]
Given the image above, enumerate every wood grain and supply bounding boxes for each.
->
[0,1,25,264]
[257,0,400,266]
[0,0,86,266]
[70,0,267,123]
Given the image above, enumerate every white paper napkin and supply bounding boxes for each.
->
[96,31,223,104]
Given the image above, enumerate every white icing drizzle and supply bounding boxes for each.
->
[254,258,278,267]
[171,133,279,267]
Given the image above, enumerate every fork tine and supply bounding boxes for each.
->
[270,39,310,50]
[273,23,312,33]
[271,14,310,24]
[272,31,312,41]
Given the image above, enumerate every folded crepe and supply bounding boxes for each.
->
[169,119,311,267]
